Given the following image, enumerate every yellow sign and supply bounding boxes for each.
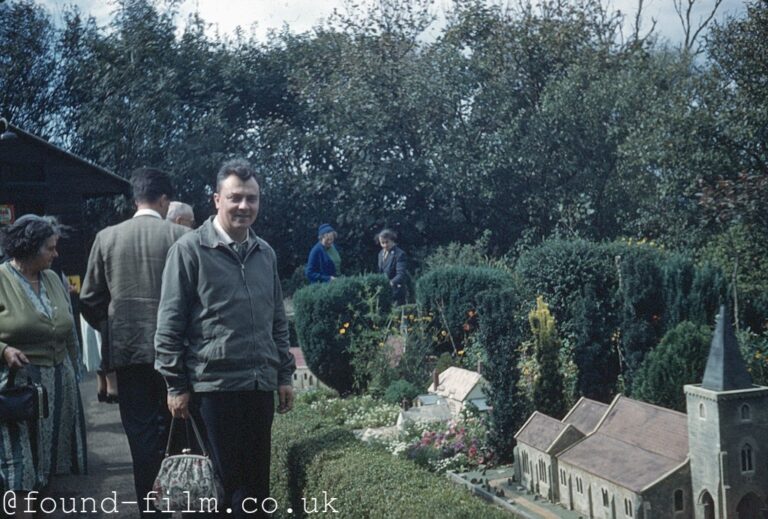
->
[67,275,81,294]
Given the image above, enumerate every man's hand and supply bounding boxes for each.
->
[167,392,190,419]
[2,347,29,369]
[277,385,294,414]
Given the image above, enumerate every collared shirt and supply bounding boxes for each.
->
[213,216,254,249]
[133,208,163,219]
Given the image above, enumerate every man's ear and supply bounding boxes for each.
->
[213,192,220,209]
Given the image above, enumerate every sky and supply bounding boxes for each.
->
[37,0,748,46]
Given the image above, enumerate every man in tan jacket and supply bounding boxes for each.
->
[81,168,189,517]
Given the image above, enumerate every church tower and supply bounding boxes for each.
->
[685,306,768,519]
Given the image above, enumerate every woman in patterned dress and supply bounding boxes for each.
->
[0,215,87,515]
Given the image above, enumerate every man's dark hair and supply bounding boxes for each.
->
[130,167,174,203]
[376,228,398,243]
[0,215,63,261]
[216,159,260,192]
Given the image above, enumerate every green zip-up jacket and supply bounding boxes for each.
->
[154,217,295,395]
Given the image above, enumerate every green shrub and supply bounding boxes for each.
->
[293,274,392,393]
[420,230,511,273]
[270,398,511,519]
[303,445,512,519]
[700,223,768,332]
[383,379,420,405]
[416,266,514,353]
[632,321,712,412]
[739,329,768,386]
[475,286,528,461]
[514,238,724,399]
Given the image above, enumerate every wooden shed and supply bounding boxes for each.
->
[0,120,129,279]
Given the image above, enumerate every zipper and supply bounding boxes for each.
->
[236,249,260,381]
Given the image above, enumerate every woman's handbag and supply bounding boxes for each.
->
[152,415,222,512]
[0,370,49,423]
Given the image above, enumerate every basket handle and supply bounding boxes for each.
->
[164,415,209,458]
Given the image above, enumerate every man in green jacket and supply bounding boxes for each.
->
[155,159,295,518]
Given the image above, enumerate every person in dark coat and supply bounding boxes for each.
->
[376,228,407,305]
[305,224,340,283]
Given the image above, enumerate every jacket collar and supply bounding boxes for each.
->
[198,216,260,253]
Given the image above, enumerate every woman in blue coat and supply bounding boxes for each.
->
[305,224,340,283]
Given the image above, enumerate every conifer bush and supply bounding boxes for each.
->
[293,274,392,394]
[415,266,514,353]
[631,321,711,411]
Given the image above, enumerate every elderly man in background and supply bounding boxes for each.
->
[155,159,295,518]
[80,168,189,517]
[166,201,195,228]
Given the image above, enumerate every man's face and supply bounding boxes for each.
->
[214,174,260,235]
[175,214,195,228]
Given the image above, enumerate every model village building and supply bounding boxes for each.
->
[514,307,768,519]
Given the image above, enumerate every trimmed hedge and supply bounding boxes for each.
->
[514,239,724,399]
[293,274,392,393]
[415,266,515,351]
[270,403,512,519]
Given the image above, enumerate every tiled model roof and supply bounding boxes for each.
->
[515,411,570,452]
[428,367,486,402]
[289,347,306,369]
[562,397,609,434]
[558,396,688,492]
[702,305,752,391]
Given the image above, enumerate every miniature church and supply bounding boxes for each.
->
[514,306,768,519]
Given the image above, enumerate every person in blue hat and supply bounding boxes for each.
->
[305,223,340,283]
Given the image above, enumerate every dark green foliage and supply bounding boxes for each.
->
[434,352,455,375]
[632,322,712,412]
[415,266,514,352]
[303,445,512,519]
[383,379,420,405]
[293,275,392,394]
[740,330,768,387]
[515,239,724,399]
[475,286,528,461]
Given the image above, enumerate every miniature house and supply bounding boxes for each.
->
[290,347,326,391]
[425,366,490,415]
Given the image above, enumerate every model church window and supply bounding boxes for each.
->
[602,488,609,507]
[699,402,706,419]
[740,404,751,421]
[741,443,754,472]
[674,489,684,512]
[624,497,633,517]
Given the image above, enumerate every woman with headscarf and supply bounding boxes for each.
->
[0,215,87,507]
[305,223,341,283]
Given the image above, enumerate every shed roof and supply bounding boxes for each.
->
[558,395,688,492]
[428,366,486,402]
[562,397,609,434]
[515,411,569,452]
[1,122,129,196]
